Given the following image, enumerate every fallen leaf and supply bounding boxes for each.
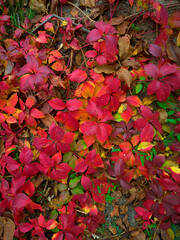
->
[29,0,46,13]
[40,114,58,127]
[50,0,59,14]
[111,205,120,217]
[0,139,5,158]
[85,0,95,8]
[108,225,117,235]
[117,67,133,87]
[4,60,14,75]
[0,216,15,240]
[166,38,180,65]
[115,218,127,230]
[117,21,130,35]
[123,215,129,228]
[94,64,117,74]
[177,31,180,47]
[118,36,131,61]
[111,15,125,26]
[75,52,82,65]
[160,229,173,240]
[111,191,122,203]
[157,109,168,124]
[70,7,79,17]
[131,229,146,240]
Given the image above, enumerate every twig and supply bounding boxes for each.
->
[125,2,180,21]
[67,1,95,23]
[31,14,90,34]
[98,231,126,240]
[152,221,161,240]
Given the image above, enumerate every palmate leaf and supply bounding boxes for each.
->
[144,62,180,101]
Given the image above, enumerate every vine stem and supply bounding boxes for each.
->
[152,221,161,240]
[31,14,90,34]
[67,1,95,23]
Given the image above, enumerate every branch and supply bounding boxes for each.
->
[31,14,90,34]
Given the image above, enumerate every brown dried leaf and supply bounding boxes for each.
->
[75,52,82,65]
[70,7,79,17]
[123,215,129,228]
[116,218,127,230]
[111,15,125,26]
[29,0,46,13]
[117,67,133,87]
[85,0,95,8]
[94,64,117,74]
[166,38,180,65]
[160,229,172,240]
[109,225,117,235]
[50,0,59,14]
[131,229,146,240]
[122,59,141,69]
[111,205,120,217]
[0,139,5,158]
[41,114,58,127]
[111,191,122,203]
[89,4,108,19]
[4,60,14,75]
[157,109,168,124]
[117,21,130,35]
[0,216,15,240]
[118,36,131,61]
[126,192,137,205]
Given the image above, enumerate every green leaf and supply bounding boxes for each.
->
[69,176,80,189]
[177,134,180,142]
[51,227,59,233]
[157,101,167,110]
[114,113,124,122]
[98,186,101,194]
[140,155,145,166]
[167,110,175,116]
[139,76,146,80]
[111,148,121,152]
[166,119,177,124]
[135,83,143,94]
[71,186,84,195]
[50,210,58,219]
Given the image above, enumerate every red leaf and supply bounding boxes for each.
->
[129,0,134,6]
[68,69,87,82]
[144,63,160,78]
[168,10,180,28]
[96,123,112,143]
[48,98,66,110]
[66,99,82,111]
[81,176,93,190]
[19,223,33,233]
[140,124,154,142]
[163,195,180,205]
[19,146,33,164]
[12,193,31,213]
[86,29,102,42]
[149,44,163,57]
[31,108,44,118]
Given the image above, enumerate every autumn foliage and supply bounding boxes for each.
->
[0,0,180,239]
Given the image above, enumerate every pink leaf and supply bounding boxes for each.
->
[68,69,87,82]
[48,98,66,110]
[81,175,93,190]
[144,63,160,78]
[31,108,44,118]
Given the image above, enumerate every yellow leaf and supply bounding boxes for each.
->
[162,161,178,168]
[137,142,154,151]
[118,103,127,114]
[61,21,68,26]
[177,31,180,47]
[170,166,180,174]
[167,228,175,240]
